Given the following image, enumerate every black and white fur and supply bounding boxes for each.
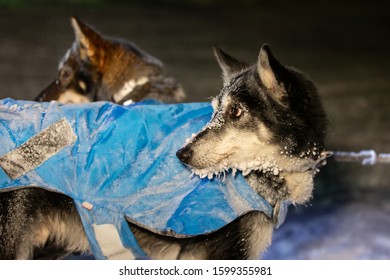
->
[175,45,328,258]
[0,45,327,260]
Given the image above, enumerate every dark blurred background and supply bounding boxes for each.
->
[0,0,389,259]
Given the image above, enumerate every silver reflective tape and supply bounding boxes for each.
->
[93,223,135,260]
[0,118,77,179]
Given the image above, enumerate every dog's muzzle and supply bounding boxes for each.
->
[35,79,62,102]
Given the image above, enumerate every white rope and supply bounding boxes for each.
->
[331,150,390,165]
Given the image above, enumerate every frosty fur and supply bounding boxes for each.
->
[187,130,328,205]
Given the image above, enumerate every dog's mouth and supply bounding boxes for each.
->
[189,156,281,179]
[187,152,329,180]
[177,131,330,180]
[35,79,63,102]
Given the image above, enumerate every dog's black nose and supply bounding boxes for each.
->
[176,146,193,164]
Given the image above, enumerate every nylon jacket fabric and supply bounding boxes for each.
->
[0,99,272,259]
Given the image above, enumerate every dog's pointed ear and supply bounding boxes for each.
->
[70,17,105,65]
[213,46,248,84]
[257,44,288,103]
[257,44,281,89]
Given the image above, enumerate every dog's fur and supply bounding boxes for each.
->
[0,45,327,260]
[175,45,328,258]
[34,17,185,104]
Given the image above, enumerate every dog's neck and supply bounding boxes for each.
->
[245,171,288,207]
[244,168,316,227]
[245,152,328,209]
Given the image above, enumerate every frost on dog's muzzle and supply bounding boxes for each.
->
[0,118,76,180]
[188,154,326,181]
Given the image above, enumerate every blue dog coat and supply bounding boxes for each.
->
[0,98,272,259]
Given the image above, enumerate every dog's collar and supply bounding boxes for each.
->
[112,76,149,103]
[273,200,290,228]
[112,75,184,105]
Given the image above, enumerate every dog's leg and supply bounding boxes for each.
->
[177,211,274,260]
[0,189,42,259]
[243,212,274,259]
[130,224,182,260]
[0,188,89,259]
[0,189,32,259]
[32,190,90,258]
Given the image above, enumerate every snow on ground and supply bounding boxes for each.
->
[264,196,390,259]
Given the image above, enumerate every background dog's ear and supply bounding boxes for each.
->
[213,46,248,84]
[70,17,105,66]
[257,44,287,101]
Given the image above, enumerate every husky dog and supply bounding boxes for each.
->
[34,17,185,104]
[175,45,328,259]
[0,45,327,260]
